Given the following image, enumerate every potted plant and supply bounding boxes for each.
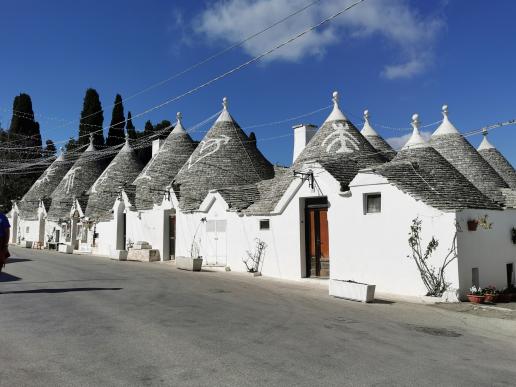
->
[467,219,478,231]
[467,286,485,303]
[482,286,499,303]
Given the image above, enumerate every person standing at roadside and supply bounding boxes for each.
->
[0,211,11,272]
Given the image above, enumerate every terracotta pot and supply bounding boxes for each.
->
[467,220,478,231]
[498,293,511,303]
[484,293,498,303]
[467,294,485,304]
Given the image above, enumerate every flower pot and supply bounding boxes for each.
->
[467,220,478,231]
[484,293,498,303]
[467,294,485,304]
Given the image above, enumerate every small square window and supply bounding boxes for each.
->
[26,226,30,233]
[364,193,381,214]
[259,219,270,230]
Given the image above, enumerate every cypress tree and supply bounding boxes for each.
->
[9,93,42,151]
[44,139,57,157]
[126,111,137,139]
[78,88,104,147]
[106,94,125,147]
[154,120,172,139]
[144,120,153,135]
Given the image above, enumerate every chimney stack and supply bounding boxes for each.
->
[152,139,163,157]
[292,124,317,163]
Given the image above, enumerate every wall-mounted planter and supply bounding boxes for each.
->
[176,256,203,272]
[329,279,375,303]
[467,220,478,231]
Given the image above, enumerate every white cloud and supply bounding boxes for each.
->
[194,0,444,79]
[386,130,432,150]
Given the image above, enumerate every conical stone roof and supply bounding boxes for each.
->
[373,114,500,211]
[244,92,386,215]
[17,148,73,220]
[173,97,274,211]
[477,131,516,189]
[360,110,396,161]
[47,135,109,221]
[86,135,144,221]
[294,92,385,169]
[133,113,197,210]
[429,105,508,203]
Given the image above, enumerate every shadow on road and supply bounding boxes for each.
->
[0,273,22,282]
[0,287,123,295]
[6,258,32,264]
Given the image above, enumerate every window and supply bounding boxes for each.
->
[206,220,226,233]
[25,226,30,233]
[472,267,479,288]
[259,219,270,230]
[364,193,381,214]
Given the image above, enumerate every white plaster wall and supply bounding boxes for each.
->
[94,220,117,256]
[456,208,516,293]
[330,172,459,297]
[18,219,41,243]
[174,167,344,280]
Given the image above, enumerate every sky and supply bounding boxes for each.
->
[1,0,515,166]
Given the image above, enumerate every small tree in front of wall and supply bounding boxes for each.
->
[243,238,267,273]
[407,218,458,297]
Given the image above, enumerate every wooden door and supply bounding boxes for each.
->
[169,215,176,259]
[306,205,330,278]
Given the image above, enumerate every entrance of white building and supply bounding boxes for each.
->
[205,219,227,265]
[304,197,329,278]
[169,215,176,259]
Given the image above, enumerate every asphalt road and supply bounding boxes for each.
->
[1,247,515,387]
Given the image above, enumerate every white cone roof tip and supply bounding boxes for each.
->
[215,96,235,123]
[432,104,459,137]
[360,109,379,136]
[172,112,187,134]
[85,133,96,152]
[56,147,66,161]
[478,129,495,151]
[120,131,132,152]
[324,91,348,123]
[402,113,429,150]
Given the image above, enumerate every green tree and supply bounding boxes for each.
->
[65,137,78,152]
[106,94,125,147]
[9,93,42,152]
[126,111,137,139]
[143,120,153,136]
[44,139,57,157]
[78,88,104,147]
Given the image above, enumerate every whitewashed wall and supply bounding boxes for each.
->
[330,172,459,297]
[174,166,344,280]
[456,208,516,293]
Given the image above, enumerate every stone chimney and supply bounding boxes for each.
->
[152,139,163,157]
[292,124,318,163]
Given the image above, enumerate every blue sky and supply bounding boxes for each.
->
[1,0,515,166]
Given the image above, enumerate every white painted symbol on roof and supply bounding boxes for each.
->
[321,122,360,154]
[33,165,57,189]
[187,134,230,170]
[91,162,116,193]
[63,167,82,194]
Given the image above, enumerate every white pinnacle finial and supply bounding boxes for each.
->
[57,146,66,161]
[402,113,428,150]
[324,90,347,123]
[360,109,378,136]
[121,130,131,151]
[411,113,420,129]
[432,103,459,136]
[172,111,187,134]
[478,127,495,150]
[215,96,234,123]
[442,104,449,117]
[85,132,96,152]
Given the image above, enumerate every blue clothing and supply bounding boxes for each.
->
[0,212,10,238]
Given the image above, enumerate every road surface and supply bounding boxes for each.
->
[1,247,515,386]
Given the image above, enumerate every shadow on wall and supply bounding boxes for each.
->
[0,287,123,295]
